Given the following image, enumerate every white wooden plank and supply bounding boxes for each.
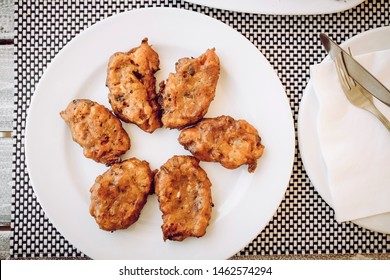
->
[0,137,12,225]
[0,231,10,259]
[0,45,13,82]
[0,0,13,126]
[0,0,13,260]
[0,45,13,131]
[0,0,14,40]
[0,7,13,224]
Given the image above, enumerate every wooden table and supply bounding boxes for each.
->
[3,0,390,260]
[0,0,13,260]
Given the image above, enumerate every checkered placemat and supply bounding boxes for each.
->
[12,0,390,259]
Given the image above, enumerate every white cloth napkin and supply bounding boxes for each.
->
[311,49,390,222]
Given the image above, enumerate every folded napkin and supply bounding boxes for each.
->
[311,49,390,222]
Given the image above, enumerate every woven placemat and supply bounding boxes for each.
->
[12,0,390,259]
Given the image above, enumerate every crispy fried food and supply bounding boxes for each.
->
[158,48,220,129]
[106,38,162,133]
[89,158,155,231]
[60,99,130,166]
[155,155,212,241]
[178,115,265,173]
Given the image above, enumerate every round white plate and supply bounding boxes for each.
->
[298,26,390,234]
[25,8,295,259]
[183,0,364,15]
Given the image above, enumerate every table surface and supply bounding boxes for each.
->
[2,0,390,260]
[0,0,13,260]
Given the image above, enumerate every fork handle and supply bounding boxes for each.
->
[375,110,390,132]
[366,103,390,132]
[360,89,390,132]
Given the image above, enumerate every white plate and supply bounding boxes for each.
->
[298,26,390,234]
[25,7,295,259]
[184,0,364,15]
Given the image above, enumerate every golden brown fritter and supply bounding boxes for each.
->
[89,158,155,231]
[178,115,265,173]
[155,155,213,241]
[106,38,162,133]
[158,48,220,129]
[60,99,130,166]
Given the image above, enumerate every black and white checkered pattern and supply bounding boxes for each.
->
[12,0,390,259]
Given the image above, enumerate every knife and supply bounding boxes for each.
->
[320,33,390,106]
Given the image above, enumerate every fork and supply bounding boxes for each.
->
[334,52,390,132]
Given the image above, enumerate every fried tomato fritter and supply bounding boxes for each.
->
[89,158,155,231]
[155,155,213,241]
[60,99,130,166]
[158,48,220,129]
[178,115,265,173]
[106,38,162,133]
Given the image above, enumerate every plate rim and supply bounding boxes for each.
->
[25,7,295,259]
[298,26,390,234]
[183,0,365,15]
